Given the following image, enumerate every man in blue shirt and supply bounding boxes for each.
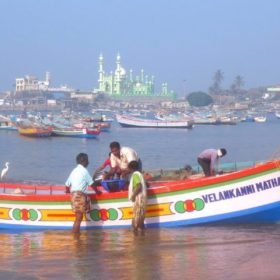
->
[65,153,94,234]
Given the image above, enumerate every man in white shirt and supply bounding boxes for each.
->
[107,141,141,179]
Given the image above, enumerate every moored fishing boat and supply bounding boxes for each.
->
[254,116,267,123]
[0,115,17,130]
[0,123,17,131]
[116,114,193,128]
[93,122,111,132]
[52,126,100,138]
[17,125,53,137]
[73,121,111,132]
[1,160,280,229]
[215,116,238,125]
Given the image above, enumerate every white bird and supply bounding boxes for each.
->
[1,162,9,180]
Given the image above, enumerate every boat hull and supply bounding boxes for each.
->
[116,114,193,128]
[18,127,52,137]
[0,126,17,131]
[52,128,100,138]
[1,161,280,229]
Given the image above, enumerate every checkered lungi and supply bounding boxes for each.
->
[71,191,91,213]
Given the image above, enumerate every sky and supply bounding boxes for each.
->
[0,0,279,95]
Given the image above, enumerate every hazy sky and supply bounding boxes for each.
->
[0,0,279,95]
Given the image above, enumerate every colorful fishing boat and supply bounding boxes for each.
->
[73,122,111,132]
[52,127,100,138]
[116,114,194,128]
[0,115,17,130]
[93,122,111,132]
[17,125,53,137]
[1,160,280,230]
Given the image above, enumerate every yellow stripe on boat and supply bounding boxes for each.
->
[0,207,11,220]
[120,203,172,220]
[41,209,75,222]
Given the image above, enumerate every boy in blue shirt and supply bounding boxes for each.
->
[65,153,94,234]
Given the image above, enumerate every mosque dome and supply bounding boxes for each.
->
[115,67,126,76]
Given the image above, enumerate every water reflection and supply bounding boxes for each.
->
[0,225,280,279]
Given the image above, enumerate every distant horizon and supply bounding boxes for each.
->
[1,0,279,95]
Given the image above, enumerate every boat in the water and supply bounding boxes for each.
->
[93,122,111,132]
[73,122,111,132]
[0,115,17,130]
[254,116,267,123]
[1,160,280,230]
[17,125,53,137]
[116,114,194,128]
[52,127,101,138]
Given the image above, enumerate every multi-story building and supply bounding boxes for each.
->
[15,72,50,92]
[15,72,73,93]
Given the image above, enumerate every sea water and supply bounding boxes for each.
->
[0,226,280,279]
[0,114,280,279]
[1,114,280,184]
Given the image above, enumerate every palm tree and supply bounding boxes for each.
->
[234,75,245,90]
[209,69,224,95]
[230,75,245,95]
[214,70,224,86]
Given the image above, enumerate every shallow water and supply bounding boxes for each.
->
[1,225,280,280]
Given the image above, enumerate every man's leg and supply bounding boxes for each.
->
[197,158,211,176]
[72,212,83,234]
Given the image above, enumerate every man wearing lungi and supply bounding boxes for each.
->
[65,153,94,234]
[128,160,147,235]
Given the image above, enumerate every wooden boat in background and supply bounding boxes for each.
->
[73,122,111,132]
[0,115,17,130]
[93,122,111,132]
[1,160,280,230]
[254,116,267,123]
[116,114,194,128]
[52,126,101,138]
[17,125,52,137]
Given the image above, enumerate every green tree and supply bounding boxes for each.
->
[234,75,245,89]
[230,75,245,95]
[209,69,224,95]
[186,91,213,107]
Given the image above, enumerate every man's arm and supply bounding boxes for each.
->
[130,183,142,202]
[210,153,218,176]
[105,166,118,178]
[90,182,102,194]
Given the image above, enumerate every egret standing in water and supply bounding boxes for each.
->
[1,162,9,180]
